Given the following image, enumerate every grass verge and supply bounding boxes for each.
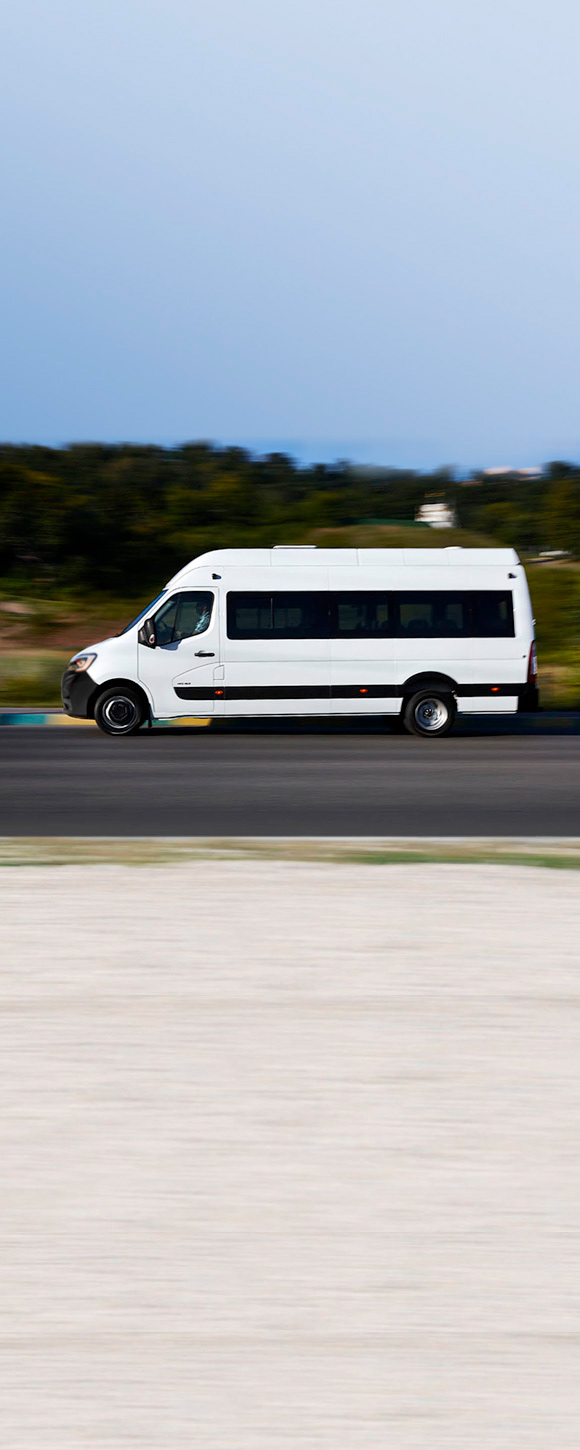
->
[1,838,580,868]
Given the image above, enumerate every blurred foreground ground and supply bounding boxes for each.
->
[1,860,580,1448]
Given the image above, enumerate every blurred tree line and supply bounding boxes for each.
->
[1,443,579,594]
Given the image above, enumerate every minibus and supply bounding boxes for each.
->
[61,546,538,737]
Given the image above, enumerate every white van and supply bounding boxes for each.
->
[61,546,538,737]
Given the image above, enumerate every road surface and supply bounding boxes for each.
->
[0,716,578,834]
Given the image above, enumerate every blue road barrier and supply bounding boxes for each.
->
[0,709,211,727]
[0,711,63,726]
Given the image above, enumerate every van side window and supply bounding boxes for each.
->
[227,594,272,637]
[154,592,213,645]
[227,592,328,639]
[226,589,515,640]
[472,591,514,637]
[332,591,514,639]
[332,593,393,637]
[272,593,328,638]
[396,592,471,638]
[397,595,436,637]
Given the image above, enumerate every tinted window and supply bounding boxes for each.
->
[396,592,471,638]
[331,591,474,638]
[472,591,514,637]
[226,589,515,640]
[227,592,328,639]
[398,595,436,636]
[272,593,328,637]
[227,594,271,638]
[228,595,272,636]
[332,593,393,637]
[154,592,213,645]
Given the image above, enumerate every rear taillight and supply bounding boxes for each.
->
[527,641,537,683]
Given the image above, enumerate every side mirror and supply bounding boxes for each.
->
[138,618,156,649]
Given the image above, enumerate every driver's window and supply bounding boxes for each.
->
[153,591,213,645]
[154,597,179,646]
[174,592,213,640]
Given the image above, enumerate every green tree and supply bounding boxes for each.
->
[543,476,580,554]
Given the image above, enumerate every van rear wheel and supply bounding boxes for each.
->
[94,686,146,736]
[403,690,455,738]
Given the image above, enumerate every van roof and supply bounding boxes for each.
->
[165,545,520,587]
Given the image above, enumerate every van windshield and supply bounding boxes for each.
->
[118,593,167,635]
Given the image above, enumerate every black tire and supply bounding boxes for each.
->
[403,689,455,738]
[94,685,147,736]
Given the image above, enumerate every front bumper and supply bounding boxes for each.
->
[61,668,98,718]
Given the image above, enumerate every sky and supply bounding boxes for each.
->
[0,0,579,471]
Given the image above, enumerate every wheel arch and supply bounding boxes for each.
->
[401,672,458,703]
[89,677,152,721]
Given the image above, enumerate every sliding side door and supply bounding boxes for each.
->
[223,569,331,714]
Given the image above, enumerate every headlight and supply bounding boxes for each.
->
[67,653,97,674]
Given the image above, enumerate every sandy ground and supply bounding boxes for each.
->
[1,861,580,1449]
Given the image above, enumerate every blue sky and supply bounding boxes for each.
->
[1,0,579,470]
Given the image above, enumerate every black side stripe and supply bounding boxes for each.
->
[175,683,524,701]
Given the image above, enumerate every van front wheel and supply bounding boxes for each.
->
[403,690,455,738]
[94,686,147,736]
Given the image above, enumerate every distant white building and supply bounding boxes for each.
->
[415,501,457,529]
[482,466,542,479]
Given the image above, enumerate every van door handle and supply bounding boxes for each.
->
[195,650,214,657]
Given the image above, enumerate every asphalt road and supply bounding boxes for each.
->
[1,715,579,834]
